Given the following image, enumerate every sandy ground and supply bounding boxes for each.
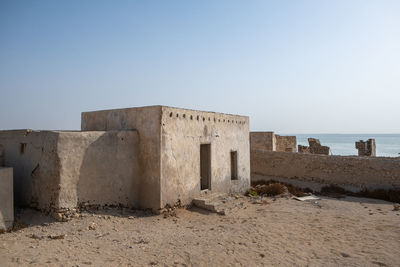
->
[0,195,399,267]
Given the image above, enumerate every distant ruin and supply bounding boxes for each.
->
[355,139,376,157]
[298,138,330,155]
[250,132,296,152]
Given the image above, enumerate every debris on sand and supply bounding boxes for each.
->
[294,195,320,201]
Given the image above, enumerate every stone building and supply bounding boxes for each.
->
[250,132,296,152]
[0,106,250,214]
[355,139,376,157]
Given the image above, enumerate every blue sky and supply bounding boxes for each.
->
[1,0,399,133]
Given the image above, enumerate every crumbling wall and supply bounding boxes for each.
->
[251,150,400,191]
[298,138,330,155]
[356,139,376,157]
[250,132,296,152]
[250,132,275,151]
[0,167,13,230]
[275,135,297,152]
[160,107,250,208]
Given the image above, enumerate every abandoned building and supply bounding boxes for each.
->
[355,139,376,157]
[250,132,296,152]
[0,106,250,225]
[298,138,330,155]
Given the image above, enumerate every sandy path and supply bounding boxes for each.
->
[0,195,399,266]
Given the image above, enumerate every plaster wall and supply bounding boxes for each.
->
[0,130,60,210]
[57,131,140,209]
[81,106,161,211]
[251,150,400,191]
[160,106,250,207]
[0,130,140,212]
[0,167,13,230]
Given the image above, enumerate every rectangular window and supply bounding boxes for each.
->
[230,151,238,180]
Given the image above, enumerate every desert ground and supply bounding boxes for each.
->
[0,195,399,267]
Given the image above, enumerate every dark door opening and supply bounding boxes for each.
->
[231,151,238,180]
[200,144,211,190]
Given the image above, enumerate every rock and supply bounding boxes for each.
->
[88,223,96,230]
[51,212,63,222]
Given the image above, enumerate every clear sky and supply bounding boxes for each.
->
[1,0,399,133]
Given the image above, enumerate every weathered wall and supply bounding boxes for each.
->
[251,150,400,191]
[356,139,376,157]
[81,106,161,211]
[0,144,4,166]
[57,131,140,209]
[250,132,275,151]
[275,135,297,152]
[0,167,13,230]
[250,132,296,152]
[0,130,61,210]
[160,106,250,208]
[0,130,141,212]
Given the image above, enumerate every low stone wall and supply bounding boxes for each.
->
[0,167,13,230]
[0,130,141,213]
[251,150,400,192]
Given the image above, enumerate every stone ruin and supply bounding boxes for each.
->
[298,138,330,155]
[250,132,297,152]
[355,139,376,157]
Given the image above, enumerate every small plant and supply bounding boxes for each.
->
[246,189,258,196]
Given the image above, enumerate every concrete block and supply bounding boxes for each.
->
[0,167,13,231]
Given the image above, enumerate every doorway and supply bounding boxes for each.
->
[200,144,211,190]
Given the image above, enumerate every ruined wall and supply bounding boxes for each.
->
[250,132,275,151]
[251,150,400,191]
[250,132,296,152]
[275,135,297,152]
[356,139,376,157]
[298,138,330,155]
[0,167,13,230]
[160,106,250,208]
[81,106,161,211]
[0,130,141,212]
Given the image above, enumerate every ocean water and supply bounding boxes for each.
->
[294,134,400,157]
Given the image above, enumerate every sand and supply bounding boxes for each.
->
[0,195,399,266]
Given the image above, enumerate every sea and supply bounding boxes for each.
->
[294,134,400,158]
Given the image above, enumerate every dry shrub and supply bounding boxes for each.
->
[256,183,285,196]
[252,180,309,197]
